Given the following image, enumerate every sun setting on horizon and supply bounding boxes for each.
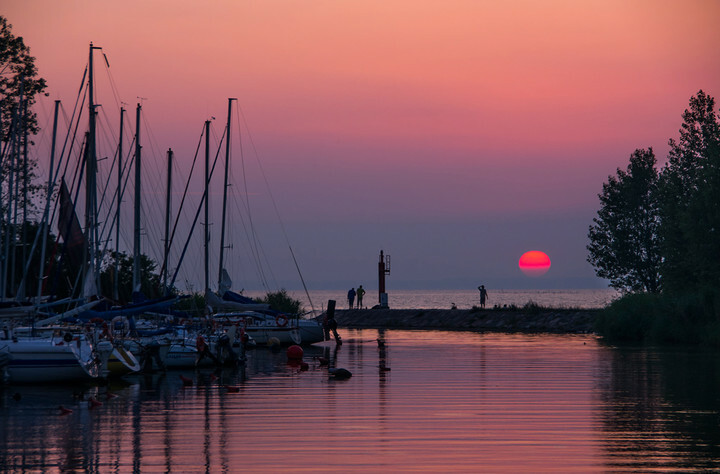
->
[518,251,552,277]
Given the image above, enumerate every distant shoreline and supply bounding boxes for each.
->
[332,308,601,334]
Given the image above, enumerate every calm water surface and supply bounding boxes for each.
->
[250,288,620,311]
[2,330,719,472]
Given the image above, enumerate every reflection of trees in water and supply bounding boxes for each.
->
[599,345,720,471]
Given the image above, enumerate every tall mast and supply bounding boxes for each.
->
[204,120,210,294]
[86,42,101,296]
[132,103,142,294]
[218,98,236,291]
[36,100,60,299]
[114,106,124,301]
[163,148,173,293]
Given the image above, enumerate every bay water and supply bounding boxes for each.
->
[247,288,620,311]
[2,328,719,472]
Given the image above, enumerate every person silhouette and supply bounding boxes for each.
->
[478,285,488,308]
[356,285,366,309]
[347,288,356,309]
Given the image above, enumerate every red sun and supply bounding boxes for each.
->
[518,251,551,277]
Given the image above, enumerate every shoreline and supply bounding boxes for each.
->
[331,308,601,334]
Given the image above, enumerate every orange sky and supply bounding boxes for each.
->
[4,0,720,290]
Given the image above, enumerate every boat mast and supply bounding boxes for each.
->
[86,42,102,296]
[35,100,61,299]
[218,98,236,291]
[132,103,142,294]
[114,106,124,301]
[163,148,173,292]
[204,120,210,294]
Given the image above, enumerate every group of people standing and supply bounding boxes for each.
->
[347,285,366,309]
[344,284,487,309]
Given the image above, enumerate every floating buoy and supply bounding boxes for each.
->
[179,374,194,386]
[286,345,303,360]
[58,405,73,415]
[328,368,352,380]
[300,361,309,371]
[224,385,240,393]
[88,397,103,408]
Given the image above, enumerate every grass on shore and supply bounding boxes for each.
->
[469,301,587,313]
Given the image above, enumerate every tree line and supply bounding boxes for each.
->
[587,90,720,344]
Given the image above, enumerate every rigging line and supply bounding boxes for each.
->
[101,52,125,113]
[100,134,136,254]
[95,107,119,213]
[234,107,270,288]
[169,123,226,291]
[237,106,314,311]
[226,113,270,289]
[60,81,88,184]
[161,123,205,282]
[139,111,168,259]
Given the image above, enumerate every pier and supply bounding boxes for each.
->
[333,308,600,334]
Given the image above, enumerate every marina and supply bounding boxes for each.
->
[2,329,719,472]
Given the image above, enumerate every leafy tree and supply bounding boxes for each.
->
[587,148,662,293]
[658,90,720,293]
[99,252,163,304]
[1,16,48,257]
[0,16,47,142]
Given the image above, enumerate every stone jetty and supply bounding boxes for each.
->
[332,308,600,334]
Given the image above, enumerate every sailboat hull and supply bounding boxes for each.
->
[2,338,105,383]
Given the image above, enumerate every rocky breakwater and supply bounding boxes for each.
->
[333,308,601,334]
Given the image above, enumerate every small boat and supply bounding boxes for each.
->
[2,333,113,384]
[214,312,301,345]
[107,346,142,376]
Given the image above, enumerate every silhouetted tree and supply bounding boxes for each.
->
[587,148,662,293]
[255,289,303,314]
[658,90,720,293]
[99,252,163,304]
[1,15,47,217]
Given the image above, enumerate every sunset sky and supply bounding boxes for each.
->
[4,1,720,292]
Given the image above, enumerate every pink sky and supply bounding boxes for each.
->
[4,1,720,291]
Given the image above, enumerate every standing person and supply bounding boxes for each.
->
[356,285,366,309]
[347,287,356,309]
[478,285,488,308]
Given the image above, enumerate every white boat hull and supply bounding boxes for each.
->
[2,337,112,383]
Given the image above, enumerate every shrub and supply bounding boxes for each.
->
[255,289,303,315]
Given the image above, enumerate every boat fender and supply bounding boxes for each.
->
[101,322,113,341]
[276,315,288,327]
